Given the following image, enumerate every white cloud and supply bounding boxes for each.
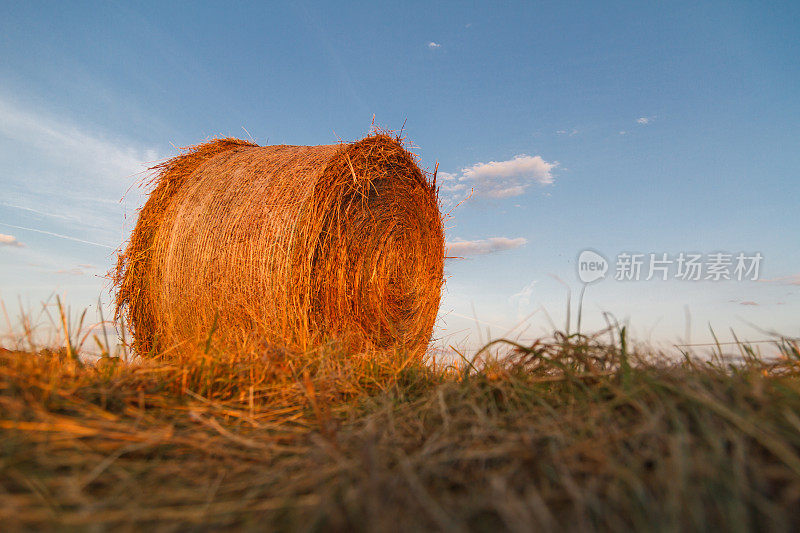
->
[441,183,468,195]
[427,42,441,49]
[636,117,652,125]
[463,155,555,186]
[446,237,527,257]
[443,154,557,199]
[619,131,627,135]
[438,170,469,197]
[0,233,24,247]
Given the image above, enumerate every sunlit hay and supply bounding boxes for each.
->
[114,133,444,359]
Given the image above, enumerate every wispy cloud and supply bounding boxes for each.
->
[0,202,78,221]
[0,95,158,249]
[446,237,527,257]
[0,97,158,181]
[0,222,114,249]
[299,6,369,114]
[636,116,653,125]
[0,233,24,247]
[510,280,538,314]
[760,274,800,285]
[55,268,85,276]
[427,42,441,49]
[739,301,758,306]
[442,155,557,200]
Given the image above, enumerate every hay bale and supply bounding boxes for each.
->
[114,133,444,358]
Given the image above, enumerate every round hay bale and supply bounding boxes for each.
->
[114,133,444,358]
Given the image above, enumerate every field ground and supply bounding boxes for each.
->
[1,329,800,531]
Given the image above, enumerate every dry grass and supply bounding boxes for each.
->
[2,323,800,531]
[114,131,444,359]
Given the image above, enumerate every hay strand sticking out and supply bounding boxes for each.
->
[114,134,444,358]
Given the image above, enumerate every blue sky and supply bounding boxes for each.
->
[1,1,798,350]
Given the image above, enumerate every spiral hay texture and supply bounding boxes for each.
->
[115,134,444,358]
